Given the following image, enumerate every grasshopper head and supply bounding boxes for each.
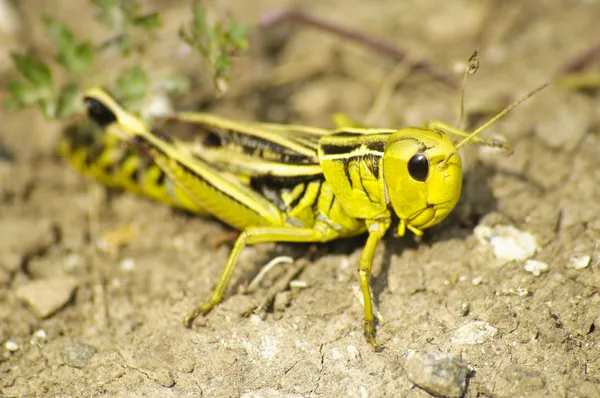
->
[383,128,462,236]
[83,88,147,139]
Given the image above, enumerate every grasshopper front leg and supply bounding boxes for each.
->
[358,219,391,351]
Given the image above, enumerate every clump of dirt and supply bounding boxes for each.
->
[1,1,600,397]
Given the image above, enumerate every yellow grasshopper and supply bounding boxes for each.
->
[77,77,546,350]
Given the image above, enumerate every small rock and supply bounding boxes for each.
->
[4,340,19,352]
[119,258,136,271]
[63,253,84,272]
[567,255,590,270]
[451,321,499,345]
[0,218,56,272]
[524,260,549,276]
[459,302,470,316]
[30,329,47,345]
[406,351,470,398]
[15,276,79,318]
[62,341,97,368]
[149,367,175,388]
[474,225,539,262]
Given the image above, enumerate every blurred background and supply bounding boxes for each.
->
[1,1,599,396]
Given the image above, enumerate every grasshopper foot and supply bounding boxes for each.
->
[183,302,216,328]
[364,320,383,352]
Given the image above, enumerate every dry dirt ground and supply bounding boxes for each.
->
[1,0,600,397]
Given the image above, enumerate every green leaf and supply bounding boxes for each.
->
[227,22,249,50]
[93,0,125,30]
[11,53,52,88]
[214,53,230,75]
[43,16,94,74]
[56,41,94,74]
[133,12,161,30]
[5,80,32,106]
[56,82,81,118]
[114,66,148,99]
[44,15,75,52]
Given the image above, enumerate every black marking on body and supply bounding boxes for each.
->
[84,145,106,168]
[235,133,316,164]
[64,124,97,151]
[84,97,117,127]
[155,169,167,186]
[127,165,142,184]
[364,154,380,178]
[196,127,318,165]
[330,152,382,200]
[331,131,368,138]
[288,183,309,210]
[251,174,324,213]
[250,173,324,193]
[320,139,385,156]
[359,175,375,204]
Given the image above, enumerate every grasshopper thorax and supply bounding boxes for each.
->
[383,128,462,236]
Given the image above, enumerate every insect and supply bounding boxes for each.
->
[74,71,546,350]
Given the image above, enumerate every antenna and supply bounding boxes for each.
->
[455,82,549,150]
[457,50,480,130]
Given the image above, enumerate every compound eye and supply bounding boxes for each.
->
[84,97,117,127]
[408,153,429,182]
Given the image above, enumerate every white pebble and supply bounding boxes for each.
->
[63,253,83,271]
[4,340,19,352]
[524,260,549,276]
[474,225,539,262]
[451,321,498,345]
[567,256,591,270]
[119,258,136,271]
[31,329,47,344]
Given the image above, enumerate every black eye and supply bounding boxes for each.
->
[408,153,429,182]
[84,97,117,127]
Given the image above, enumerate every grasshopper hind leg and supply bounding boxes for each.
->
[183,225,339,328]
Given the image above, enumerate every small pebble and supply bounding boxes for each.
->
[474,225,539,262]
[471,276,483,286]
[346,344,361,364]
[289,280,307,289]
[567,256,590,270]
[459,303,470,316]
[149,367,175,388]
[4,340,19,352]
[62,341,97,368]
[524,260,549,276]
[451,321,498,345]
[406,350,470,398]
[30,329,47,345]
[63,253,84,272]
[119,258,136,271]
[15,276,79,318]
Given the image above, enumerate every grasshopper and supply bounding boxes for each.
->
[77,76,546,350]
